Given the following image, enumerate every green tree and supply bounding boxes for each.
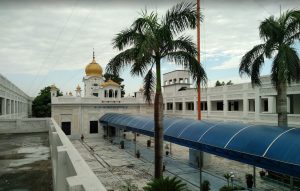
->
[239,10,300,127]
[143,177,189,191]
[226,80,233,85]
[106,2,207,178]
[32,86,62,117]
[215,80,222,86]
[104,73,125,97]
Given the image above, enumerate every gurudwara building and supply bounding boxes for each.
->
[51,53,300,139]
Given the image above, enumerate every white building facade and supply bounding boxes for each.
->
[0,73,32,119]
[51,56,300,139]
[51,54,153,139]
[163,70,300,127]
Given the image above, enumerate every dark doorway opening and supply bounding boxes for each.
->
[90,121,98,134]
[61,122,71,135]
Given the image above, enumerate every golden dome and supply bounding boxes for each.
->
[100,79,120,88]
[85,51,103,76]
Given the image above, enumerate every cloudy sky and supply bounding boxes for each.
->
[1,0,299,97]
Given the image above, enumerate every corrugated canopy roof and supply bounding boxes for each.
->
[99,113,300,177]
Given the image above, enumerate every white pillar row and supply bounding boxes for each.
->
[7,99,10,114]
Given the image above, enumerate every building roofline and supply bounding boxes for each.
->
[163,70,189,76]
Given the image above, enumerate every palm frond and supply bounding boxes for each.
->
[112,28,138,50]
[166,51,207,86]
[130,56,153,77]
[156,25,173,50]
[164,35,197,57]
[106,48,138,75]
[272,44,300,87]
[283,10,300,44]
[164,1,200,35]
[239,44,265,77]
[259,16,281,42]
[264,39,277,58]
[132,11,159,35]
[143,67,155,104]
[282,9,300,28]
[143,176,188,191]
[249,54,264,87]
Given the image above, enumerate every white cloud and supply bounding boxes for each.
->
[0,0,299,96]
[211,55,242,70]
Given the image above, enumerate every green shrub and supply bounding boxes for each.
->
[144,177,189,191]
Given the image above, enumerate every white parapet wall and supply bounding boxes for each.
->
[0,118,48,134]
[49,118,107,191]
[0,118,107,191]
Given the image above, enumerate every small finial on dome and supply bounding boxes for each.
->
[93,48,95,60]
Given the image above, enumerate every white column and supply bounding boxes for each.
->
[269,96,276,113]
[8,99,11,114]
[287,96,291,113]
[16,101,18,116]
[207,95,211,117]
[172,99,175,114]
[2,98,6,115]
[255,89,260,123]
[182,98,186,115]
[243,92,248,119]
[223,95,228,118]
[14,100,17,116]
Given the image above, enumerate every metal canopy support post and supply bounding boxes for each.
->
[290,176,294,191]
[253,166,256,188]
[106,124,109,138]
[134,132,137,156]
[199,151,203,191]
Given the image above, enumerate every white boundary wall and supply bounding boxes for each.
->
[0,118,48,133]
[49,118,106,191]
[0,118,106,191]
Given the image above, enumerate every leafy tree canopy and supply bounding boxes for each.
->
[32,86,62,117]
[215,80,233,87]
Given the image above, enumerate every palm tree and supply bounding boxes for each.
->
[239,10,300,127]
[143,177,189,191]
[223,173,230,187]
[106,2,207,178]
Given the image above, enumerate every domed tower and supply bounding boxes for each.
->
[83,50,105,97]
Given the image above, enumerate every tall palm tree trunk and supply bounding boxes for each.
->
[154,58,164,178]
[277,82,288,127]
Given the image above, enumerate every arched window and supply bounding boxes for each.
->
[115,90,118,98]
[104,90,107,97]
[109,89,113,98]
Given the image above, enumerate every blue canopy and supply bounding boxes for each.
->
[99,113,300,177]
